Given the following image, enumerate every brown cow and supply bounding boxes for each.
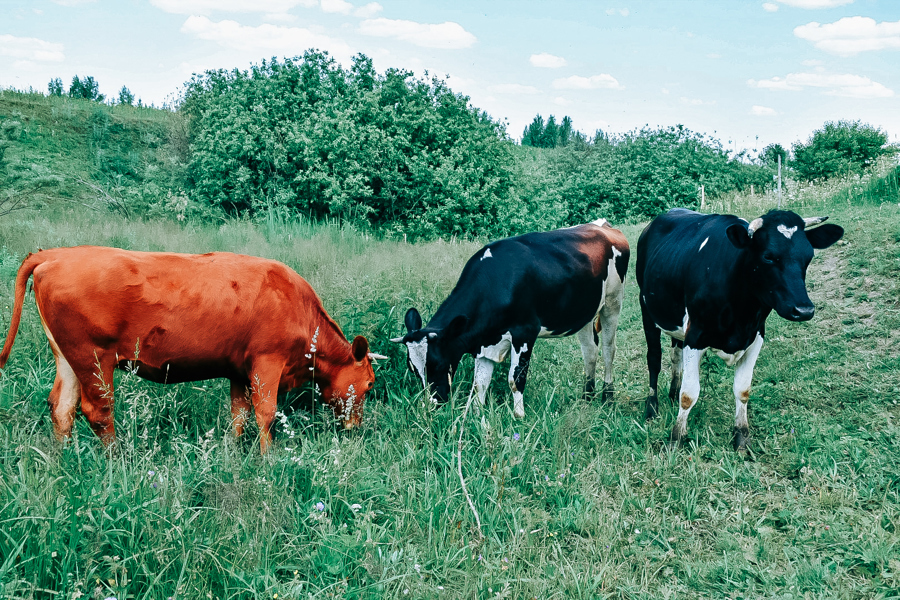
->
[0,246,382,452]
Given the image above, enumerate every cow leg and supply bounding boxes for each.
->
[472,357,495,408]
[641,298,663,420]
[78,355,117,445]
[732,334,764,452]
[249,358,285,454]
[670,346,705,446]
[668,339,684,403]
[598,284,623,402]
[230,379,252,438]
[576,321,599,399]
[47,353,82,441]
[507,336,536,420]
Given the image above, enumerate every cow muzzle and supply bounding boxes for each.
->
[787,305,815,322]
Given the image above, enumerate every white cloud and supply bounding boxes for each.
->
[51,0,97,5]
[553,96,572,106]
[151,0,316,15]
[681,97,715,106]
[794,17,900,56]
[553,74,622,90]
[263,12,298,23]
[605,8,629,16]
[354,2,382,18]
[776,0,853,7]
[529,53,567,68]
[358,18,476,49]
[749,71,894,98]
[801,58,824,66]
[762,2,779,11]
[180,15,354,61]
[321,0,352,14]
[488,83,540,95]
[0,34,65,62]
[707,53,721,59]
[750,105,778,115]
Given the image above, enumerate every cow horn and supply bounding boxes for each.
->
[389,336,405,343]
[803,216,828,228]
[747,217,764,237]
[368,352,388,361]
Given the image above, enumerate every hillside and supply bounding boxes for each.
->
[0,89,187,218]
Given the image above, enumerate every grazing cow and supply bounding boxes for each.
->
[636,208,843,450]
[391,219,630,418]
[0,246,384,452]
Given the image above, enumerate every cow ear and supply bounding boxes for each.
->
[726,223,752,249]
[445,314,468,338]
[351,336,369,362]
[805,223,843,249]
[404,308,422,333]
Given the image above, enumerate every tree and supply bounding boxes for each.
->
[522,115,545,147]
[68,75,105,102]
[541,115,560,148]
[557,115,574,147]
[792,120,891,181]
[759,143,787,169]
[48,78,64,97]
[118,85,135,105]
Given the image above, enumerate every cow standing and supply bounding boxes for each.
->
[636,209,843,450]
[0,246,383,453]
[392,219,630,418]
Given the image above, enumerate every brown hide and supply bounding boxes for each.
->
[0,246,375,452]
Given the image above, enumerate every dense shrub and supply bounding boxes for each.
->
[792,120,892,181]
[181,52,515,239]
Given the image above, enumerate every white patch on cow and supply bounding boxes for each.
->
[777,224,797,239]
[673,346,705,440]
[508,342,528,419]
[405,338,429,389]
[662,310,690,342]
[714,348,747,367]
[481,248,493,260]
[733,333,764,432]
[591,217,609,228]
[476,331,512,363]
[37,309,80,439]
[472,357,495,407]
[576,322,599,382]
[538,326,564,338]
[699,237,709,252]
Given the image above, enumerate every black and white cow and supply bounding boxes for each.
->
[391,219,630,418]
[636,208,843,450]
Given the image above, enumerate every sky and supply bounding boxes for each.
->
[2,0,898,155]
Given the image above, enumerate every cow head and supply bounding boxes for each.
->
[321,336,376,429]
[725,210,843,322]
[390,307,467,404]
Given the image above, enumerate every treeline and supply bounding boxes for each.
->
[15,51,897,239]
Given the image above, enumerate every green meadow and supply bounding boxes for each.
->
[2,174,899,600]
[1,89,900,599]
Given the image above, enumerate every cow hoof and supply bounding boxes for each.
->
[732,428,751,452]
[601,383,614,403]
[644,397,659,420]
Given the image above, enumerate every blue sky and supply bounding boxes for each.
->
[2,0,898,154]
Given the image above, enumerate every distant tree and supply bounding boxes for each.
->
[68,75,105,102]
[118,85,135,105]
[522,115,545,147]
[759,143,787,169]
[557,115,574,147]
[48,78,64,97]
[792,120,891,181]
[541,115,560,148]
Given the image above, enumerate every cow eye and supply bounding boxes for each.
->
[761,253,776,264]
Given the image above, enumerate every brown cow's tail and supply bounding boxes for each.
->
[0,252,41,372]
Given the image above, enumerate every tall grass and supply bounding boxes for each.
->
[1,175,900,598]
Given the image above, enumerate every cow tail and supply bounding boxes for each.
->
[0,252,41,372]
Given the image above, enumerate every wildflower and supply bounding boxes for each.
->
[513,432,520,441]
[152,482,158,489]
[315,501,325,511]
[350,503,362,512]
[148,470,155,477]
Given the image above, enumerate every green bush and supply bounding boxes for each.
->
[792,120,893,181]
[181,51,516,239]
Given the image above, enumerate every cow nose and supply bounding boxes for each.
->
[790,305,815,321]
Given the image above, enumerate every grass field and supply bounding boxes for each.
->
[1,175,899,599]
